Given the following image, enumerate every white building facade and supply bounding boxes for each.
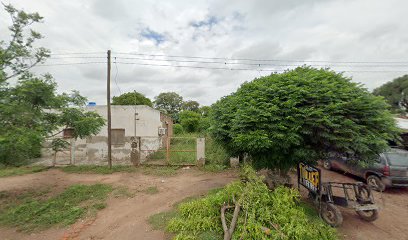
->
[37,105,173,166]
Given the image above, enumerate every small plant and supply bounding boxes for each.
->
[143,186,159,195]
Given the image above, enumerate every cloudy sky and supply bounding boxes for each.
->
[2,0,408,106]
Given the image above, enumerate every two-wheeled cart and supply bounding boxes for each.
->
[298,162,379,227]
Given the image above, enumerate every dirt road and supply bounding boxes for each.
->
[309,168,408,240]
[0,168,237,240]
[1,167,407,240]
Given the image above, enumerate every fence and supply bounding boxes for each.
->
[140,136,205,166]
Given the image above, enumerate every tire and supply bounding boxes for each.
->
[356,209,379,222]
[366,175,386,192]
[323,160,332,170]
[321,203,343,227]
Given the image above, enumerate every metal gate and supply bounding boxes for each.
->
[139,136,204,166]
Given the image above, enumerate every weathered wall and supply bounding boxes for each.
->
[36,105,173,166]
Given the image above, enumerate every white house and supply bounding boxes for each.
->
[37,105,173,166]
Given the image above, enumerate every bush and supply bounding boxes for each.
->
[173,124,184,135]
[179,111,201,133]
[211,67,400,170]
[167,165,337,240]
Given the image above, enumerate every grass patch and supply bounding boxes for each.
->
[0,166,49,178]
[61,165,137,174]
[0,184,112,232]
[149,210,178,230]
[143,186,159,195]
[61,165,178,177]
[112,186,136,198]
[200,164,227,172]
[140,166,178,176]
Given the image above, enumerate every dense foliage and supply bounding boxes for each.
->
[373,74,408,113]
[182,100,200,112]
[0,5,104,165]
[167,165,337,240]
[112,91,153,107]
[179,111,201,133]
[154,92,184,120]
[211,67,400,170]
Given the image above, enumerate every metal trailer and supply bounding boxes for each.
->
[308,181,379,227]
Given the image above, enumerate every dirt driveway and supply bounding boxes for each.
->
[308,168,408,240]
[0,168,237,240]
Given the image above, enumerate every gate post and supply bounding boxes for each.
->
[196,138,205,166]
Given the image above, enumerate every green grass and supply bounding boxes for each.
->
[148,209,178,231]
[61,165,178,176]
[0,166,49,178]
[143,186,159,195]
[61,165,137,174]
[0,184,112,232]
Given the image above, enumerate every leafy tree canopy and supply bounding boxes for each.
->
[112,91,152,107]
[179,110,201,133]
[373,74,408,113]
[0,4,104,166]
[182,100,200,112]
[211,67,400,170]
[154,92,183,120]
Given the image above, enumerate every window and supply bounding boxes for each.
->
[111,129,125,145]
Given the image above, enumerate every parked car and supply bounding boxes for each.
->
[323,148,408,191]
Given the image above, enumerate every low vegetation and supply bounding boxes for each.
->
[0,184,112,232]
[143,186,159,195]
[0,165,49,177]
[61,165,178,176]
[164,166,337,240]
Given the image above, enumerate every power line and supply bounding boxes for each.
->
[49,52,105,55]
[34,62,106,67]
[114,61,408,73]
[114,52,408,64]
[113,56,408,68]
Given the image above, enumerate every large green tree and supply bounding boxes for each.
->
[112,91,152,107]
[154,92,183,120]
[0,4,104,166]
[211,67,400,170]
[373,75,408,113]
[182,100,200,112]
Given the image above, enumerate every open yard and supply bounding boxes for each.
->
[0,166,407,240]
[0,167,237,240]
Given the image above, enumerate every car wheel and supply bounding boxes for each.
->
[323,160,332,170]
[366,175,386,192]
[321,203,343,227]
[356,209,379,222]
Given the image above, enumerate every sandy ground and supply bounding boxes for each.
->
[0,167,407,240]
[0,168,237,240]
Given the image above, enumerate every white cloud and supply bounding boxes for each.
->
[2,0,408,106]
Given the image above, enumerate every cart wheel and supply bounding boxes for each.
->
[323,160,332,170]
[366,175,385,192]
[356,209,378,222]
[321,203,343,227]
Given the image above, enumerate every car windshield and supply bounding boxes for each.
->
[385,152,408,166]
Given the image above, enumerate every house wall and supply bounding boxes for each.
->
[36,105,173,166]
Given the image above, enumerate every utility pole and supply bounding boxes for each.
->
[107,50,112,169]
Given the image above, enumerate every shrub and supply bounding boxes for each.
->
[211,67,400,170]
[173,124,184,135]
[179,111,201,133]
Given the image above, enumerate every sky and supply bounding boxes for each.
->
[2,0,408,106]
